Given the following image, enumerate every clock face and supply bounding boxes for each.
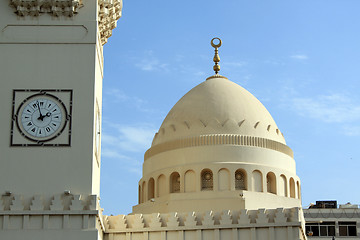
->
[16,94,68,142]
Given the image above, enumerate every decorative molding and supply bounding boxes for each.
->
[145,134,294,160]
[153,119,286,146]
[98,0,122,45]
[9,0,123,45]
[10,0,82,17]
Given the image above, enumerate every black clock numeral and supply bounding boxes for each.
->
[48,103,52,108]
[40,102,44,106]
[52,123,57,127]
[52,109,57,112]
[54,116,59,119]
[25,116,29,119]
[33,104,37,109]
[31,128,36,133]
[45,127,51,132]
[39,129,42,134]
[27,122,33,126]
[27,109,31,113]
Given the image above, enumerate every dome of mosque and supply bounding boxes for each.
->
[151,76,286,147]
[134,39,300,214]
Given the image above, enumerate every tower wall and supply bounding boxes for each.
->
[0,1,121,239]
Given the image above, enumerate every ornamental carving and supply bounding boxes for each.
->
[98,0,122,45]
[9,0,122,45]
[10,0,82,17]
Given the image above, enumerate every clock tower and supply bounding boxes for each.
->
[0,1,122,239]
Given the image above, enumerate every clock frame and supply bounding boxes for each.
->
[10,89,73,147]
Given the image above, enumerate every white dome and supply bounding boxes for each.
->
[135,76,300,214]
[152,77,286,147]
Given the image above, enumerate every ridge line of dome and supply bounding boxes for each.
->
[145,134,293,160]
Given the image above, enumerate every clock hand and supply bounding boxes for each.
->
[37,101,44,121]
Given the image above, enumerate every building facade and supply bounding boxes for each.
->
[304,201,360,239]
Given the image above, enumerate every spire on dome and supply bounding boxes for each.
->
[211,37,222,74]
[207,37,228,80]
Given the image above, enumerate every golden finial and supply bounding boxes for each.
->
[211,37,222,74]
[206,37,228,81]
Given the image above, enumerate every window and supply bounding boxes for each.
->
[235,169,246,190]
[306,222,335,237]
[339,222,357,236]
[201,169,213,190]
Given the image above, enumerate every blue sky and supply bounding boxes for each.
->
[100,0,360,215]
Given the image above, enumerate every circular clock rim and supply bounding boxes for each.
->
[15,92,69,143]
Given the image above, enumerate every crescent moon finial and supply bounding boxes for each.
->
[211,37,222,74]
[211,37,222,48]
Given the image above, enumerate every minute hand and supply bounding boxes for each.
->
[37,101,44,121]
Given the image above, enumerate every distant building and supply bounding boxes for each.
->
[304,200,360,239]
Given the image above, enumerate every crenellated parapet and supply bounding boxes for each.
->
[104,207,307,240]
[105,208,302,230]
[0,193,103,231]
[0,193,98,211]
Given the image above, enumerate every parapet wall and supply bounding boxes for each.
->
[104,207,307,240]
[0,194,103,235]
